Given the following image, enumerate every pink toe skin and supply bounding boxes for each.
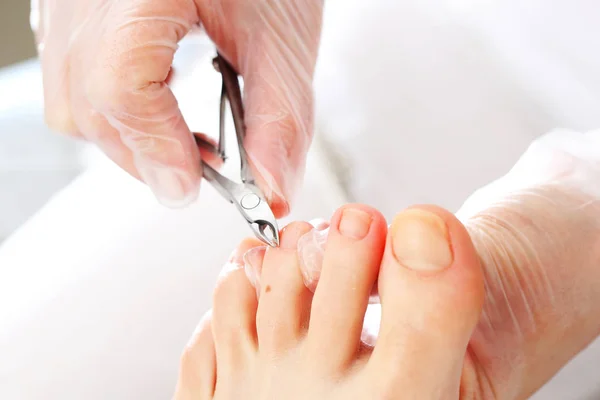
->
[304,204,387,373]
[297,222,381,300]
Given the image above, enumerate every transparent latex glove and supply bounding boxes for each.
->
[295,129,600,399]
[30,0,323,213]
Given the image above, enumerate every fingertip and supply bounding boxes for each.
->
[270,193,291,218]
[86,63,203,208]
[137,163,201,208]
[248,151,305,218]
[44,103,80,137]
[125,120,203,208]
[247,154,294,218]
[243,87,312,218]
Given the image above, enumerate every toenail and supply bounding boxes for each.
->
[339,208,372,240]
[390,209,453,271]
[280,224,308,250]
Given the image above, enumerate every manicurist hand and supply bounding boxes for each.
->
[31,0,323,215]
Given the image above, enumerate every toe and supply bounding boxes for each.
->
[174,311,216,400]
[211,238,263,373]
[307,204,388,372]
[256,221,314,355]
[369,206,484,398]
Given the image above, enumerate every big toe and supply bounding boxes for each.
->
[369,206,484,398]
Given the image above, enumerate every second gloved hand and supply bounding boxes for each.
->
[294,129,600,398]
[31,0,323,213]
[454,129,600,398]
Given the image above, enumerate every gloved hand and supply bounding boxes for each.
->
[30,0,323,214]
[296,129,600,398]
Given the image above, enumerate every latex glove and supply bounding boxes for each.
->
[296,129,600,398]
[30,0,323,213]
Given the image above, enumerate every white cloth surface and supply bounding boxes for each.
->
[2,0,600,398]
[0,153,339,399]
[0,60,84,241]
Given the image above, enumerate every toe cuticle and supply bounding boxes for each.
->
[390,209,453,271]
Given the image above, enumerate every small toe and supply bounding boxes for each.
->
[256,221,314,354]
[369,206,484,397]
[211,238,263,373]
[174,311,216,400]
[307,204,388,372]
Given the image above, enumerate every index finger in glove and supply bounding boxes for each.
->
[82,1,202,206]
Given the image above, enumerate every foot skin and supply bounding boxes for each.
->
[173,204,485,400]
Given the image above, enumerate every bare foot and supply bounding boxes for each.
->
[173,204,485,399]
